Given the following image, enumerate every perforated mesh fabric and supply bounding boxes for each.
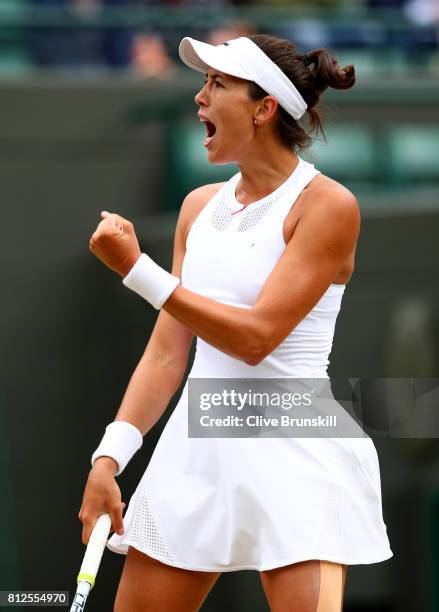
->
[211,195,233,232]
[236,199,274,232]
[129,495,174,561]
[211,184,286,233]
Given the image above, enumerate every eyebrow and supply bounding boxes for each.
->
[205,72,226,80]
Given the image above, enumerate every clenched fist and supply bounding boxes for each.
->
[89,211,142,277]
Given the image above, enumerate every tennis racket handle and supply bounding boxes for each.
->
[77,513,112,587]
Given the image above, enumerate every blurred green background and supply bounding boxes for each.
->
[0,2,438,611]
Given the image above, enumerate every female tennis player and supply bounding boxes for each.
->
[79,34,393,611]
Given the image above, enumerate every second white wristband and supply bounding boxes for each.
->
[122,253,180,310]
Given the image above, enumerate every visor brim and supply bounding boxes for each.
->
[179,37,251,81]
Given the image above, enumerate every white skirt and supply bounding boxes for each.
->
[107,381,393,571]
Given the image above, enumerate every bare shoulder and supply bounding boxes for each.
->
[178,182,226,239]
[301,174,361,225]
[297,174,361,240]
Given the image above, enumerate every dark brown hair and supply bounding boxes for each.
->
[248,34,355,150]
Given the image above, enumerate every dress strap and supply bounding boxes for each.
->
[274,157,321,224]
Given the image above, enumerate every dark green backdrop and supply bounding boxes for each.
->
[1,76,438,611]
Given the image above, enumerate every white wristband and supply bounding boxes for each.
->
[122,253,180,310]
[91,421,143,476]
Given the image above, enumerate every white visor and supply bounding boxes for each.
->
[178,36,308,120]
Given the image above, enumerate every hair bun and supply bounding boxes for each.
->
[306,48,355,93]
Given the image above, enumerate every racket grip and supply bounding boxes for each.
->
[77,513,112,588]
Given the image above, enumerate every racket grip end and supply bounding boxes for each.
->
[77,573,95,589]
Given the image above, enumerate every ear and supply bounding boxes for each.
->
[254,96,278,126]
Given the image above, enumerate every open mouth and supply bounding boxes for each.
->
[202,121,217,147]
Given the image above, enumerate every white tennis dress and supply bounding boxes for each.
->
[107,156,393,571]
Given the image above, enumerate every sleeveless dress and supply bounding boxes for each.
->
[107,156,393,571]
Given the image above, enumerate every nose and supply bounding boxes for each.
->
[195,82,208,106]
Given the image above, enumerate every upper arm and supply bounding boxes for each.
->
[142,183,224,373]
[253,186,361,354]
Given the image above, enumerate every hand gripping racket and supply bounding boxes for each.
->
[70,513,112,612]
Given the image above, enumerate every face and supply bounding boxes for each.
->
[194,69,257,164]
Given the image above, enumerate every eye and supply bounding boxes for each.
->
[203,77,224,88]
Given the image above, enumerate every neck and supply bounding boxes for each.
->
[234,143,300,206]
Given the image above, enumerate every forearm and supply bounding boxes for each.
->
[120,251,267,364]
[114,353,186,435]
[162,286,266,364]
